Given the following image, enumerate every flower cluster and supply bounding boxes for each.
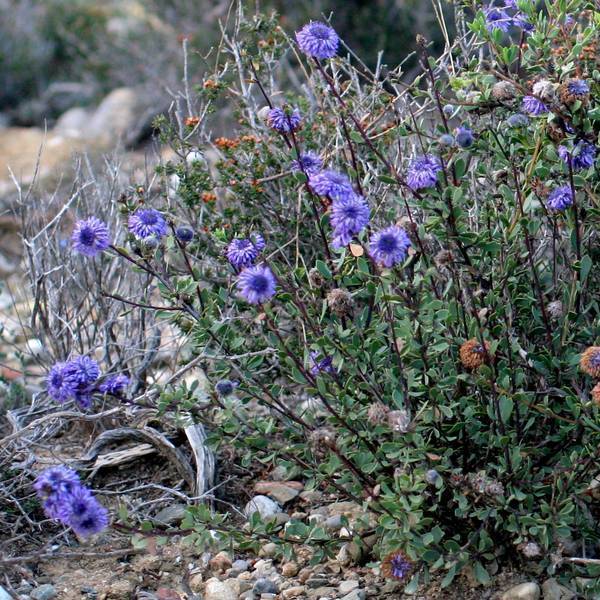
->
[484,0,533,33]
[407,155,442,190]
[34,466,109,537]
[546,185,573,211]
[47,356,129,409]
[128,208,168,241]
[267,107,302,133]
[558,140,597,171]
[295,21,339,59]
[369,226,411,268]
[236,264,277,304]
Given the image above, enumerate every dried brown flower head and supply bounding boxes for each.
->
[491,81,517,101]
[387,409,411,434]
[367,401,391,425]
[308,267,325,289]
[580,346,600,378]
[546,121,566,143]
[592,383,600,405]
[518,541,542,558]
[459,338,492,369]
[327,288,354,318]
[547,300,563,319]
[434,250,454,269]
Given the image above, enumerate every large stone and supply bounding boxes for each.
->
[541,579,576,600]
[254,481,303,504]
[204,578,237,600]
[31,584,57,600]
[244,495,280,520]
[154,504,187,525]
[501,582,541,600]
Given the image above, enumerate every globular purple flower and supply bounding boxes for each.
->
[310,352,335,376]
[34,466,80,499]
[227,234,265,269]
[128,208,168,241]
[439,134,455,147]
[484,7,512,32]
[295,21,339,59]
[382,550,413,581]
[506,113,529,127]
[329,193,370,248]
[175,226,194,243]
[455,127,474,148]
[369,226,411,268]
[59,485,109,538]
[99,374,130,395]
[236,264,277,304]
[64,356,100,387]
[71,217,110,257]
[215,379,238,397]
[309,169,354,201]
[291,152,323,176]
[559,141,597,171]
[522,95,549,116]
[407,155,442,190]
[47,362,79,404]
[267,107,302,133]
[567,79,589,97]
[546,185,573,211]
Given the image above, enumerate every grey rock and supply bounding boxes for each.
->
[259,595,276,600]
[501,582,540,600]
[204,579,237,600]
[541,578,575,600]
[0,586,12,600]
[154,504,187,525]
[244,495,280,520]
[325,515,343,531]
[231,559,250,574]
[339,580,360,594]
[259,543,277,558]
[253,579,279,595]
[340,590,366,600]
[306,577,330,589]
[86,87,143,145]
[31,584,57,600]
[54,107,90,136]
[254,482,302,505]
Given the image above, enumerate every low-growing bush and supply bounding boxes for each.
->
[17,0,600,593]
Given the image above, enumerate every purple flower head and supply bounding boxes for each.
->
[559,141,596,171]
[215,379,238,397]
[507,113,529,127]
[227,234,265,269]
[267,107,302,133]
[128,208,168,241]
[522,95,549,116]
[34,466,80,499]
[310,352,335,376]
[330,193,370,248]
[309,170,354,201]
[47,362,79,404]
[567,79,589,97]
[295,21,339,59]
[455,127,474,148]
[291,152,323,176]
[369,226,411,268]
[60,485,109,538]
[407,155,442,190]
[99,374,130,395]
[546,186,573,211]
[71,217,110,257]
[236,264,277,304]
[388,553,412,579]
[63,356,100,387]
[175,226,194,243]
[484,7,512,32]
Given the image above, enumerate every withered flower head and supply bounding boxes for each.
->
[591,382,600,405]
[580,346,600,378]
[518,541,542,558]
[546,121,567,143]
[491,81,517,102]
[434,250,454,269]
[367,401,391,425]
[308,267,325,289]
[327,288,354,318]
[387,409,411,434]
[559,79,590,106]
[459,338,492,369]
[381,550,413,580]
[547,300,563,319]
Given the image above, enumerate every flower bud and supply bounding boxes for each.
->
[455,127,474,148]
[175,226,195,243]
[425,469,440,484]
[439,133,455,146]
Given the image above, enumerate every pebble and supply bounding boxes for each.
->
[308,587,337,597]
[153,504,187,525]
[231,559,250,574]
[339,580,360,593]
[259,542,277,558]
[254,481,303,504]
[501,582,541,600]
[306,576,330,588]
[282,586,306,599]
[340,590,366,600]
[281,562,300,577]
[209,550,232,572]
[203,578,237,600]
[31,584,57,600]
[189,573,204,592]
[252,578,279,595]
[0,587,12,600]
[325,515,343,531]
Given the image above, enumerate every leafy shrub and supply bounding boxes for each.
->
[31,0,600,593]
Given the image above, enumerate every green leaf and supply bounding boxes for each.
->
[499,396,514,424]
[474,561,491,585]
